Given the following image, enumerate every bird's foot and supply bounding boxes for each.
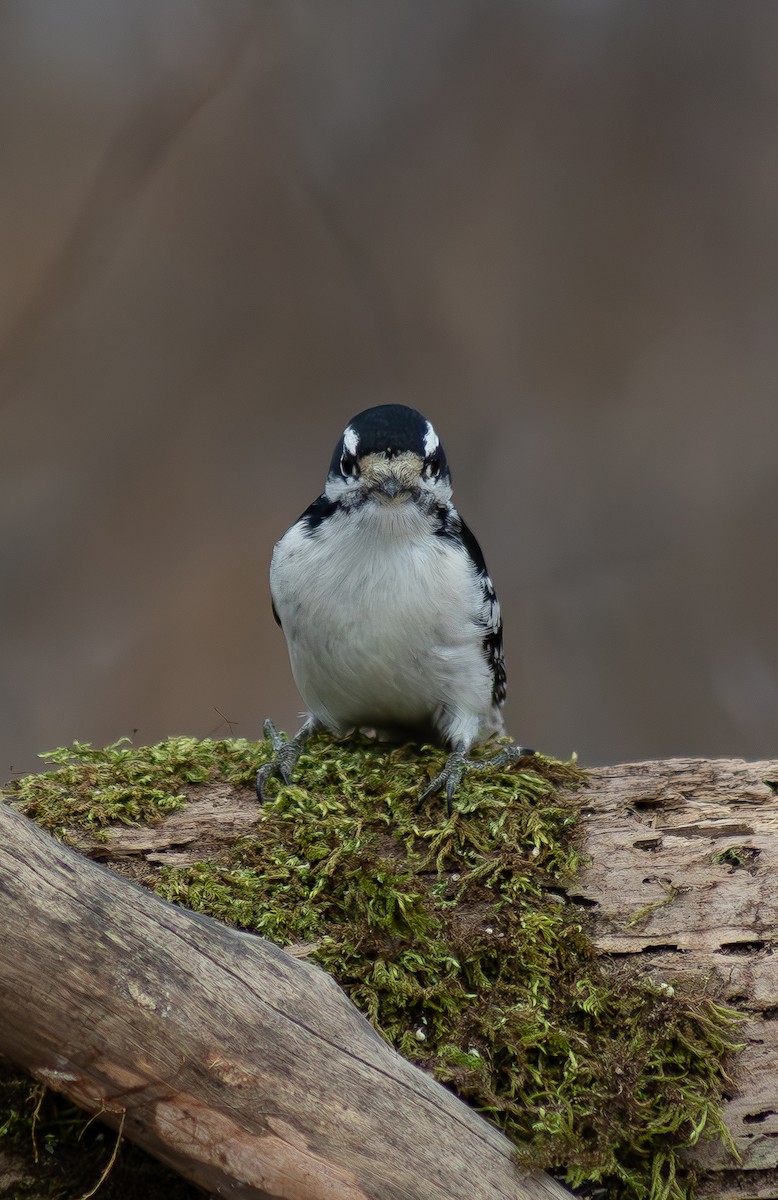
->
[419,741,535,817]
[256,719,309,802]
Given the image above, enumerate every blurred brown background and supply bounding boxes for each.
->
[2,0,777,780]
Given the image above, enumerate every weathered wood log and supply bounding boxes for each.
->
[571,759,778,1199]
[0,801,572,1200]
[61,756,778,1199]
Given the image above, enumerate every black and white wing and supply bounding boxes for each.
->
[437,508,507,708]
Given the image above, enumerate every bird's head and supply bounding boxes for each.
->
[324,404,452,511]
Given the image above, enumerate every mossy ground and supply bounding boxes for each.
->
[6,734,743,1200]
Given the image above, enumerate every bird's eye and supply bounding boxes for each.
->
[340,452,359,478]
[424,455,441,479]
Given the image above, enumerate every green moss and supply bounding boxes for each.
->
[11,736,260,834]
[6,734,743,1199]
[712,846,759,871]
[627,883,682,928]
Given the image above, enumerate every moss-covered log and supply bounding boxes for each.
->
[56,748,778,1191]
[74,754,778,1198]
[0,800,572,1200]
[4,740,776,1199]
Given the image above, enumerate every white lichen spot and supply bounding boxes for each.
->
[206,1053,258,1087]
[127,979,160,1008]
[36,1066,79,1085]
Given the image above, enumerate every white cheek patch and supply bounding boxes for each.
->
[342,426,359,456]
[423,421,439,457]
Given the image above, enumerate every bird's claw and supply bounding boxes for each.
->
[419,742,536,816]
[256,719,306,802]
[419,750,467,816]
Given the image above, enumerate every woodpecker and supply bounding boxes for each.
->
[258,404,531,812]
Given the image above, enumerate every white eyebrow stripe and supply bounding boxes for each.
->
[342,426,359,456]
[423,421,439,457]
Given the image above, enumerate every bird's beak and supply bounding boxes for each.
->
[359,452,422,501]
[378,475,402,499]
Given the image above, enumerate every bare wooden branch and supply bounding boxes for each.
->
[0,801,572,1200]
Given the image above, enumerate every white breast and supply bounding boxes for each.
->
[270,500,501,749]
